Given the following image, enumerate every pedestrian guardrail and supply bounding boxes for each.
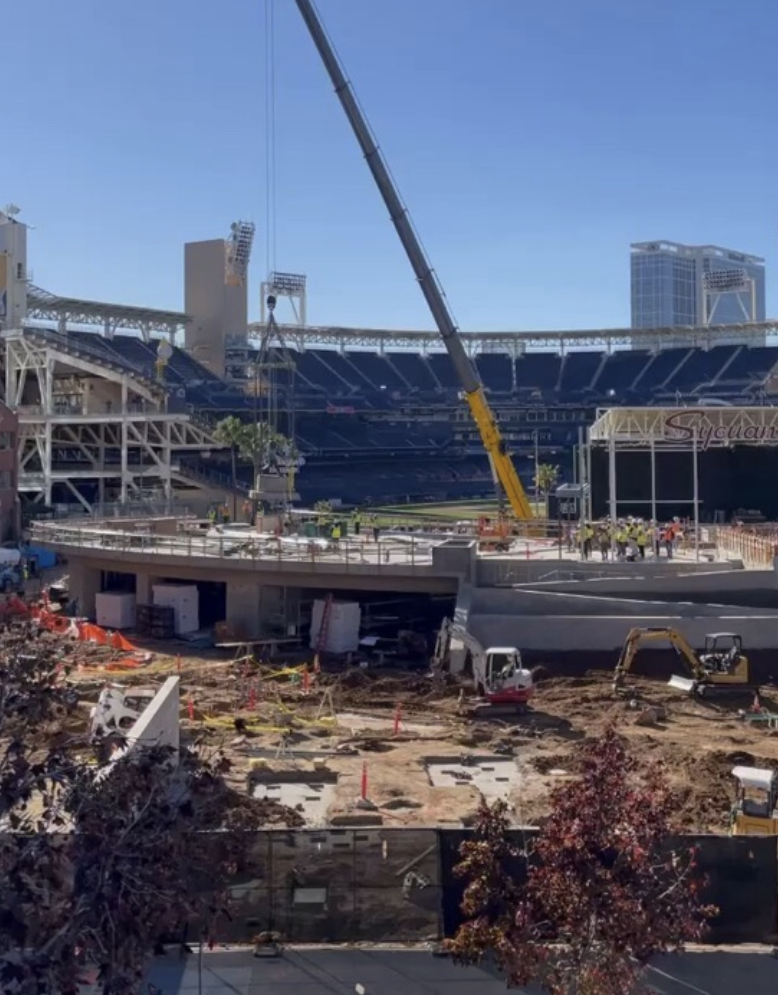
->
[30,522,434,570]
[711,526,777,567]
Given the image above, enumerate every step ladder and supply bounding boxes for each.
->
[316,592,334,655]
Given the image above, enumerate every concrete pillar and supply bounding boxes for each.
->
[68,560,101,618]
[226,581,260,638]
[258,585,302,636]
[135,572,163,606]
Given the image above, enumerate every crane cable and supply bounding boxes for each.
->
[264,0,277,279]
[260,0,278,437]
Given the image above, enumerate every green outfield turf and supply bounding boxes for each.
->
[370,498,545,524]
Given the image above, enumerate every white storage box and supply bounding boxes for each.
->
[95,592,136,630]
[152,584,200,635]
[309,599,361,654]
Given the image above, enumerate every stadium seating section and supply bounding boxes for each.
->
[54,332,778,504]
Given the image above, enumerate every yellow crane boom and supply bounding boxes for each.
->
[294,0,533,520]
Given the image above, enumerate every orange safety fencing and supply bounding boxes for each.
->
[28,605,151,668]
[712,526,778,567]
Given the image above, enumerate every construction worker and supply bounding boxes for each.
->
[331,521,342,545]
[652,521,662,558]
[615,521,627,560]
[207,506,217,527]
[663,522,675,559]
[635,520,647,560]
[597,523,611,560]
[353,509,362,536]
[581,522,594,560]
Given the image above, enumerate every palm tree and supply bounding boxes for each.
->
[212,416,246,517]
[237,422,286,480]
[213,417,295,517]
[534,462,560,517]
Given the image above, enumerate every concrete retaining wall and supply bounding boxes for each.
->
[180,828,778,947]
[467,613,778,654]
[475,557,740,588]
[438,830,778,946]
[110,676,180,767]
[506,567,778,606]
[470,586,778,618]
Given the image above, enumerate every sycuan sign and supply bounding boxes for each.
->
[664,411,778,450]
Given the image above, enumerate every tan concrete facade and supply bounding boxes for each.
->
[184,238,248,378]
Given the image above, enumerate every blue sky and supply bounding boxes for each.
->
[5,0,777,331]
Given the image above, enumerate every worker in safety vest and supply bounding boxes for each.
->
[353,510,362,536]
[580,522,594,560]
[613,522,625,560]
[635,521,647,560]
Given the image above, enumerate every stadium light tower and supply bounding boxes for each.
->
[224,220,256,287]
[702,268,756,325]
[260,271,307,326]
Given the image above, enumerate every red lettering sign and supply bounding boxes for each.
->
[664,411,778,449]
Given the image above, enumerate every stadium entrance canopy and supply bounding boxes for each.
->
[588,406,778,528]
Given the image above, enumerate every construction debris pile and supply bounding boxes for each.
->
[49,634,778,832]
[5,597,778,833]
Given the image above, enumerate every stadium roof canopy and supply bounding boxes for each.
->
[246,319,778,352]
[590,405,778,449]
[26,285,189,339]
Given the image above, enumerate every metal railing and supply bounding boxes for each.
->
[712,526,778,567]
[30,521,434,569]
[27,501,193,524]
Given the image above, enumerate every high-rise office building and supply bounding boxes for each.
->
[630,241,765,340]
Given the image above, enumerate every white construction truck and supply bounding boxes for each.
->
[431,617,534,715]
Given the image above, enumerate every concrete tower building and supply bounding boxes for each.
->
[184,222,255,377]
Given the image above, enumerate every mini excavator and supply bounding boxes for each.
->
[731,765,778,835]
[612,626,753,697]
[431,618,534,716]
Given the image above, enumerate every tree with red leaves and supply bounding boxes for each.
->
[447,727,716,995]
[0,623,301,995]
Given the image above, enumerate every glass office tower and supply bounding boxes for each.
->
[630,241,765,344]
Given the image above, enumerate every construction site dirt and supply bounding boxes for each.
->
[49,633,778,835]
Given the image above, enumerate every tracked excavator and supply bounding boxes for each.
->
[612,627,753,697]
[431,617,534,715]
[293,0,533,527]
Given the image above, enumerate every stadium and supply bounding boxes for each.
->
[3,209,778,522]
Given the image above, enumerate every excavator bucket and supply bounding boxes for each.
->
[668,674,696,694]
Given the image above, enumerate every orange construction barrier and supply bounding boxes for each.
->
[109,630,136,652]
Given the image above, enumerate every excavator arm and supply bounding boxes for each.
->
[294,0,533,521]
[613,626,703,689]
[432,617,489,683]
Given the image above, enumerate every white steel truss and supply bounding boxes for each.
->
[25,285,189,342]
[589,406,778,450]
[246,319,778,354]
[3,329,221,510]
